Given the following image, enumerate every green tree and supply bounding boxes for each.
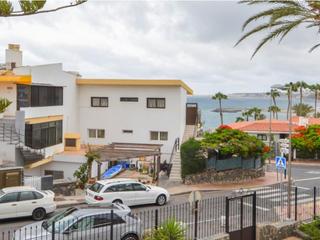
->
[73,163,88,189]
[236,116,245,122]
[308,84,320,117]
[85,145,100,179]
[180,138,206,179]
[266,89,280,119]
[0,0,87,17]
[249,107,264,120]
[268,105,281,119]
[236,1,320,58]
[242,109,253,121]
[294,81,309,105]
[293,103,313,117]
[212,92,228,125]
[285,83,298,120]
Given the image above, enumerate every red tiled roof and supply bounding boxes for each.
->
[227,119,299,133]
[291,116,320,125]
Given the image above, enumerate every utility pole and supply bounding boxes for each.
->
[287,82,293,219]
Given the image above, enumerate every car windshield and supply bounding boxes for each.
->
[43,208,77,233]
[89,183,104,193]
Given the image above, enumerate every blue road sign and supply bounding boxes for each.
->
[275,156,286,170]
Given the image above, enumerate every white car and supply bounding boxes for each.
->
[85,178,170,206]
[0,186,56,220]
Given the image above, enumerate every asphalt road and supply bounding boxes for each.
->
[1,163,320,236]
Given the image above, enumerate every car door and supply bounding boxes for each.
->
[132,183,150,205]
[16,191,38,217]
[113,183,136,206]
[0,192,19,219]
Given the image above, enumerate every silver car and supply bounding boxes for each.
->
[13,204,141,240]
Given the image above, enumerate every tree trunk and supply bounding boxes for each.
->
[219,99,223,125]
[315,90,318,118]
[300,87,303,105]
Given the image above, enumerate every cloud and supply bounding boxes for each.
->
[0,0,319,94]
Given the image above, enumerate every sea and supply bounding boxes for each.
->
[187,95,314,130]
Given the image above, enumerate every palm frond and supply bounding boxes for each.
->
[309,43,320,52]
[269,7,309,25]
[279,17,309,42]
[235,21,286,47]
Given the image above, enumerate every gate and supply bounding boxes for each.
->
[226,192,256,240]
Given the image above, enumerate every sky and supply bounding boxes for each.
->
[0,0,320,95]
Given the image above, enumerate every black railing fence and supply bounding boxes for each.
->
[2,183,320,240]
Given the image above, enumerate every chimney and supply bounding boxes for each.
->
[5,44,22,70]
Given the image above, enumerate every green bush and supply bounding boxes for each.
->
[143,219,185,240]
[181,138,206,178]
[299,218,320,239]
[73,163,88,189]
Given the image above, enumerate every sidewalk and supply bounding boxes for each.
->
[164,171,282,195]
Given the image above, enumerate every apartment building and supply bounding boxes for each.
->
[0,44,194,179]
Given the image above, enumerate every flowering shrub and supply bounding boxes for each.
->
[201,128,266,159]
[263,146,270,153]
[218,125,232,130]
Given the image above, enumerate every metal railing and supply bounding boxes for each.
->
[167,137,180,177]
[2,183,320,239]
[0,122,46,160]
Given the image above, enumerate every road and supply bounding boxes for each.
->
[1,163,320,237]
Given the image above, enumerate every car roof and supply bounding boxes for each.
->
[71,204,131,217]
[96,178,139,186]
[2,186,36,193]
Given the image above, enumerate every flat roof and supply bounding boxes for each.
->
[0,70,31,84]
[76,78,193,95]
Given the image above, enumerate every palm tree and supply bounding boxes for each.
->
[236,1,320,58]
[242,110,253,121]
[293,103,313,117]
[85,145,100,180]
[295,81,309,105]
[266,89,280,119]
[236,117,245,122]
[268,105,281,119]
[284,83,298,120]
[212,92,228,125]
[308,84,320,117]
[249,107,263,120]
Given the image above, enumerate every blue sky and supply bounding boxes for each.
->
[1,0,320,95]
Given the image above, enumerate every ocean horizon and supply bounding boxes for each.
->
[187,95,314,130]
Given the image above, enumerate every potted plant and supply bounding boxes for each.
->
[0,98,12,119]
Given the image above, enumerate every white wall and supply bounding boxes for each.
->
[0,83,17,116]
[0,142,16,165]
[79,85,187,161]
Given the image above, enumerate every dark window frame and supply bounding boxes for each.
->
[91,97,108,107]
[65,138,77,147]
[122,130,133,134]
[146,98,166,109]
[120,97,139,102]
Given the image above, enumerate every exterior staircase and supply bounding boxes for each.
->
[0,118,45,164]
[169,125,197,181]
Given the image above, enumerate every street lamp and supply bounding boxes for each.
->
[271,82,293,219]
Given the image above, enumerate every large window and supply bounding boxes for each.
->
[91,97,108,107]
[147,98,165,109]
[17,85,63,109]
[25,120,63,149]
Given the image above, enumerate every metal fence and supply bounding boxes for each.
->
[2,183,320,240]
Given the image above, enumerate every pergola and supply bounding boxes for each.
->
[94,142,162,182]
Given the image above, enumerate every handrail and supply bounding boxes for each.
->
[167,137,180,177]
[0,122,46,158]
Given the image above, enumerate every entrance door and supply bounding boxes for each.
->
[226,192,256,240]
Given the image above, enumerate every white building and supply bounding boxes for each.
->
[0,44,195,180]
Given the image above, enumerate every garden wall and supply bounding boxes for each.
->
[184,168,264,185]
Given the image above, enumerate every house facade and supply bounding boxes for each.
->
[0,44,194,179]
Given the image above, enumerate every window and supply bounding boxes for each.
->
[116,183,133,192]
[91,97,108,107]
[160,131,168,141]
[132,183,146,191]
[0,192,19,203]
[150,131,168,141]
[19,191,35,201]
[280,134,288,139]
[65,139,76,147]
[97,129,105,138]
[120,97,138,102]
[147,98,165,109]
[25,120,63,149]
[45,170,64,180]
[150,131,159,141]
[89,183,104,193]
[33,192,44,199]
[88,129,105,139]
[122,130,133,134]
[257,134,267,141]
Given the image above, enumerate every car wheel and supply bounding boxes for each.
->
[32,208,46,221]
[156,194,167,206]
[121,233,139,240]
[112,199,123,204]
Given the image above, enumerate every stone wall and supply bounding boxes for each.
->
[256,221,298,240]
[184,168,264,185]
[53,180,76,196]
